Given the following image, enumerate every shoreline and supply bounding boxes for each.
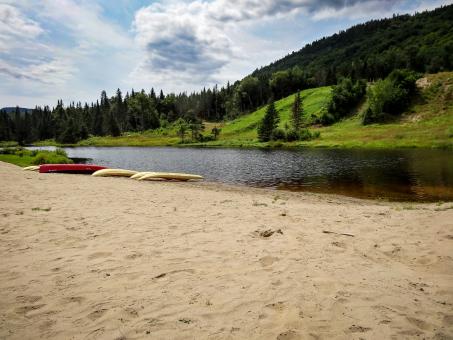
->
[28,140,453,150]
[1,161,452,339]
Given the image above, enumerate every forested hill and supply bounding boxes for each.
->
[251,4,453,85]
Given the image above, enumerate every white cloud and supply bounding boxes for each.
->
[0,4,43,51]
[38,0,132,50]
[0,1,139,107]
[0,58,74,84]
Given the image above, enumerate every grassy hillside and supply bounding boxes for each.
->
[214,86,331,145]
[204,72,453,149]
[308,72,453,149]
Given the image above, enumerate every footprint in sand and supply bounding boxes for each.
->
[88,252,112,260]
[64,296,85,304]
[16,295,42,304]
[259,256,279,267]
[443,315,453,326]
[125,252,143,260]
[266,301,285,311]
[87,309,107,320]
[277,330,301,340]
[124,307,139,318]
[406,317,432,331]
[346,325,372,333]
[15,304,46,315]
[39,319,56,331]
[331,241,347,249]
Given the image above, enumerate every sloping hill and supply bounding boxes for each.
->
[311,72,453,148]
[207,72,452,149]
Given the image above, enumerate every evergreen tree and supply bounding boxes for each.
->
[291,91,303,131]
[211,126,221,140]
[258,98,279,142]
[100,90,110,134]
[108,112,121,137]
[114,88,126,131]
[93,100,103,135]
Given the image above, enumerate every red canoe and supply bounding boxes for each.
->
[39,164,107,174]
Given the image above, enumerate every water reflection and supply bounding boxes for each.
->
[27,146,453,201]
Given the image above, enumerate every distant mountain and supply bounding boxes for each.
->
[251,4,453,83]
[1,107,33,115]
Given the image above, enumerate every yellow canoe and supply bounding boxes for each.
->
[23,166,40,171]
[92,169,138,177]
[138,172,203,181]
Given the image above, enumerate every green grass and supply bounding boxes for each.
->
[0,154,36,167]
[0,148,73,167]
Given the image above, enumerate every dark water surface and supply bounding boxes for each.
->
[28,146,453,202]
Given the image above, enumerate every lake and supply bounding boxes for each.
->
[28,146,453,202]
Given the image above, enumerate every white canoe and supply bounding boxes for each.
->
[23,165,40,171]
[138,172,203,181]
[130,171,155,179]
[92,169,138,177]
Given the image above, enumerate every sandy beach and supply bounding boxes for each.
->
[0,161,452,339]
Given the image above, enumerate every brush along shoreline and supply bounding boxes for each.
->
[0,161,452,339]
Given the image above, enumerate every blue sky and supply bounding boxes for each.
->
[0,0,451,107]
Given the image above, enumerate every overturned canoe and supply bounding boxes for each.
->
[23,165,40,171]
[130,172,155,180]
[92,168,138,177]
[138,172,203,181]
[40,164,107,174]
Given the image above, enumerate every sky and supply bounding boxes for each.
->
[0,0,451,108]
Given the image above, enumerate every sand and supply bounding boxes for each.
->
[0,161,452,340]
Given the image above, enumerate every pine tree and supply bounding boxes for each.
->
[108,112,121,137]
[114,88,125,131]
[257,98,279,142]
[291,91,303,131]
[93,100,103,136]
[100,90,110,134]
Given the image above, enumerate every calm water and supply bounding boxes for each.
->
[28,146,453,202]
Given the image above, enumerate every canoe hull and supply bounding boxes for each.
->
[39,164,107,174]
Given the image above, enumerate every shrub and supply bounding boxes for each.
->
[31,151,73,165]
[14,149,26,157]
[299,128,313,141]
[326,77,366,124]
[271,128,286,141]
[363,69,420,124]
[317,109,336,125]
[55,148,68,157]
[285,129,300,142]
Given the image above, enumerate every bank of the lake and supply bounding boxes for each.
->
[1,161,452,339]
